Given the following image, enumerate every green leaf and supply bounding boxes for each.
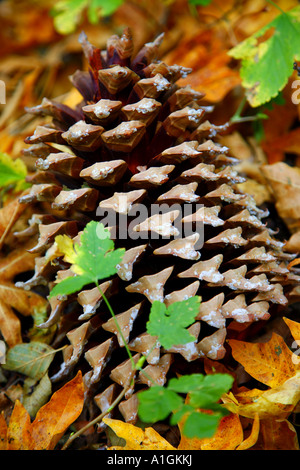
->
[48,221,125,299]
[49,274,91,299]
[138,371,232,439]
[168,373,233,408]
[52,0,87,35]
[188,0,212,5]
[3,342,57,380]
[182,410,222,439]
[228,6,300,107]
[138,386,183,423]
[88,0,124,21]
[74,222,124,282]
[51,0,124,35]
[146,296,200,350]
[170,404,194,426]
[0,152,27,190]
[167,374,205,393]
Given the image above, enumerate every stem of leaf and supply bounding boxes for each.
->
[265,0,286,15]
[229,95,247,123]
[61,378,134,450]
[95,280,135,370]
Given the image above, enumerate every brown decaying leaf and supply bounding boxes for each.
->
[0,371,84,450]
[0,238,47,347]
[261,162,300,234]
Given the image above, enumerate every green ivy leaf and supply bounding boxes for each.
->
[49,221,125,298]
[0,152,28,190]
[146,296,201,350]
[229,5,300,107]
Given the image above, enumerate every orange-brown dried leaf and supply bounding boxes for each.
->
[261,162,300,234]
[7,400,34,450]
[228,333,297,388]
[164,28,240,103]
[0,412,8,450]
[31,370,84,450]
[257,419,299,450]
[0,239,47,345]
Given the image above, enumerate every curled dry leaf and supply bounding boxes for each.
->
[103,418,176,450]
[0,239,47,347]
[261,162,300,234]
[0,371,84,450]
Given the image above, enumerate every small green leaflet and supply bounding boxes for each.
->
[228,5,300,107]
[180,411,222,439]
[49,221,125,298]
[168,373,234,409]
[146,296,201,350]
[138,373,233,439]
[3,342,57,381]
[52,0,124,35]
[137,386,183,423]
[0,152,28,190]
[188,0,212,6]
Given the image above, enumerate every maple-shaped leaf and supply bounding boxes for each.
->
[228,332,297,388]
[229,5,300,107]
[49,221,125,298]
[225,319,300,422]
[146,296,201,349]
[138,372,232,439]
[0,371,84,450]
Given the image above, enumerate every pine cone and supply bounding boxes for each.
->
[17,29,297,426]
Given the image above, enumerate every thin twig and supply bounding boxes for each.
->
[95,281,135,369]
[61,381,132,450]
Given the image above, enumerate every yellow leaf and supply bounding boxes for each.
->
[223,372,300,419]
[228,333,297,388]
[103,418,176,450]
[284,317,300,345]
[54,234,78,265]
[236,414,260,450]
